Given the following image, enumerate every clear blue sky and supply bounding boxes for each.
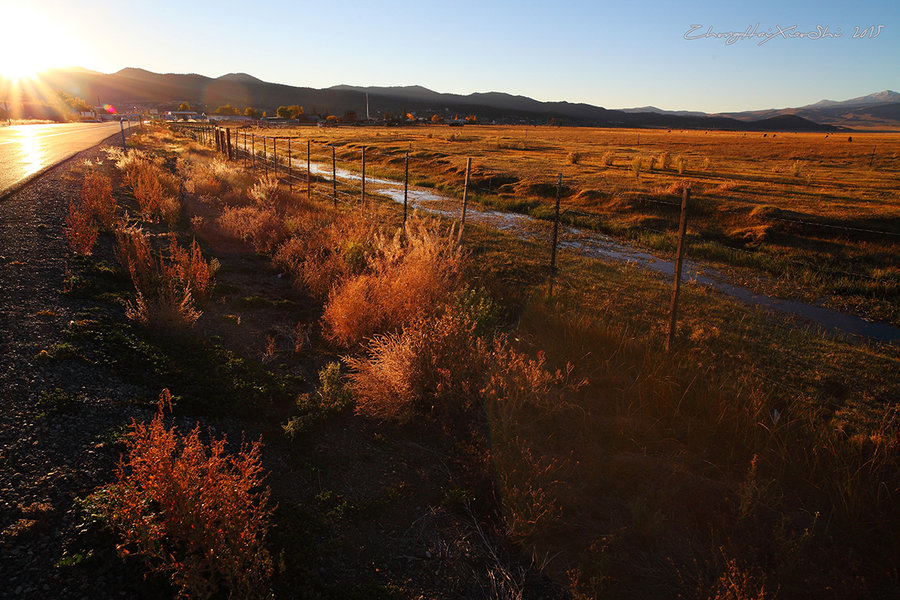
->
[6,0,899,112]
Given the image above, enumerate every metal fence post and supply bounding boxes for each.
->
[361,146,366,205]
[288,138,292,192]
[332,144,337,208]
[458,157,472,244]
[666,187,691,352]
[550,173,561,270]
[403,151,409,227]
[307,139,311,201]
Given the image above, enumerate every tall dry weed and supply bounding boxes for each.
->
[65,200,98,256]
[111,149,181,225]
[114,226,214,328]
[347,309,487,422]
[322,217,464,347]
[164,235,219,301]
[80,170,118,229]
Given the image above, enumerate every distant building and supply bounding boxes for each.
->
[165,110,199,121]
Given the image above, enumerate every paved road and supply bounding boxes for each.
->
[0,122,125,197]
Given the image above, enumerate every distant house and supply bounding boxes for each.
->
[165,111,199,121]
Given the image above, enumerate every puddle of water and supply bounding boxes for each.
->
[287,156,900,344]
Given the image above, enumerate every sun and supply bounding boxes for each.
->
[0,6,83,81]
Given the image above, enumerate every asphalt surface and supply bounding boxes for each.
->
[0,122,125,198]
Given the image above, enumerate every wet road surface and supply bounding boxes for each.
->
[0,122,123,197]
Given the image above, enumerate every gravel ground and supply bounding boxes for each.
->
[0,140,160,599]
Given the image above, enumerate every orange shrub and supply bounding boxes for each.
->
[274,213,376,299]
[114,226,213,328]
[81,171,118,229]
[219,205,287,253]
[164,234,219,301]
[322,217,463,347]
[65,200,98,256]
[95,390,273,599]
[114,150,181,225]
[347,309,487,422]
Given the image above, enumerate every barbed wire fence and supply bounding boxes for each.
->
[171,122,899,356]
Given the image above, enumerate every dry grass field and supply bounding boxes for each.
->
[263,124,900,324]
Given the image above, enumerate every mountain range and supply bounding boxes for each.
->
[7,67,900,130]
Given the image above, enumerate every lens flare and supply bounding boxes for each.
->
[104,104,117,114]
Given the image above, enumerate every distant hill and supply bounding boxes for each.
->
[616,91,900,130]
[2,67,864,131]
[715,90,900,130]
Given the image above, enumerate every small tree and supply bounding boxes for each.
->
[465,114,477,124]
[178,102,191,112]
[215,104,239,116]
[276,106,291,119]
[431,114,444,124]
[244,107,260,119]
[288,105,303,119]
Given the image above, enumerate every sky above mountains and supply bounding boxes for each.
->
[2,0,897,113]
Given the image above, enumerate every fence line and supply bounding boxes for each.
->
[171,123,898,346]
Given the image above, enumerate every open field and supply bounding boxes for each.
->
[248,124,900,325]
[4,123,897,599]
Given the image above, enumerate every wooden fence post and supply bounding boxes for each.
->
[550,172,562,270]
[458,157,472,244]
[288,138,293,191]
[666,187,691,352]
[273,137,278,178]
[226,129,233,161]
[332,144,337,208]
[307,139,311,201]
[251,133,256,169]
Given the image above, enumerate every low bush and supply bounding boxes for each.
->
[283,362,354,438]
[274,214,375,299]
[110,149,181,225]
[92,390,274,599]
[219,205,287,253]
